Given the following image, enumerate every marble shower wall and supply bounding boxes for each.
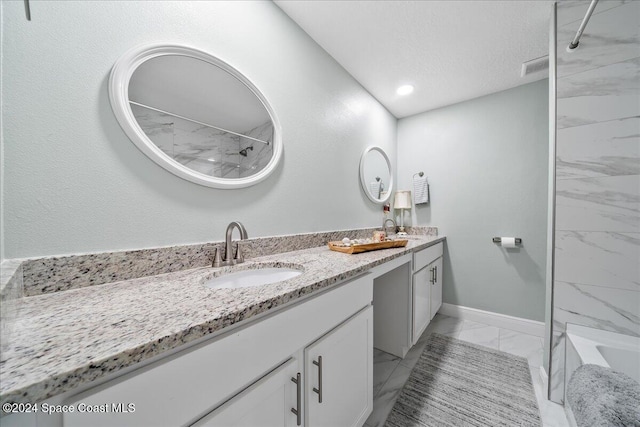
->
[550,1,640,403]
[131,104,273,179]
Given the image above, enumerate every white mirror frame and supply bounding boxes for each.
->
[109,43,283,189]
[359,146,393,204]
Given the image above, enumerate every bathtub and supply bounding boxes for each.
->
[564,324,640,426]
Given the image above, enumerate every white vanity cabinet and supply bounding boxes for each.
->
[195,306,373,427]
[4,242,448,427]
[60,274,373,427]
[411,242,443,344]
[305,307,373,427]
[372,241,445,357]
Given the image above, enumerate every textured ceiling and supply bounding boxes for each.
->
[275,0,553,118]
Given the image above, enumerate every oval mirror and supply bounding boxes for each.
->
[109,44,282,189]
[359,146,393,204]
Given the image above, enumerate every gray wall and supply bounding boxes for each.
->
[0,1,396,260]
[398,80,549,321]
[549,1,640,403]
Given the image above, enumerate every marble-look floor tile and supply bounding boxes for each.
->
[399,339,429,370]
[529,365,571,427]
[556,117,640,180]
[370,319,566,427]
[459,320,491,331]
[499,329,544,368]
[555,175,640,232]
[425,313,466,336]
[399,315,463,369]
[557,1,640,78]
[457,325,500,349]
[373,348,401,397]
[365,364,412,427]
[399,334,440,371]
[555,231,640,291]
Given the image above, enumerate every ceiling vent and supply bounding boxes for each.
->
[521,55,549,78]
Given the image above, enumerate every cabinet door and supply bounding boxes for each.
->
[430,257,443,319]
[412,266,432,344]
[192,357,301,427]
[305,306,373,427]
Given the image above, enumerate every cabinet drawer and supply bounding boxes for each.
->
[413,242,443,272]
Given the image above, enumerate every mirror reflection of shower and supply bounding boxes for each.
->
[124,53,280,184]
[131,102,274,179]
[239,145,254,157]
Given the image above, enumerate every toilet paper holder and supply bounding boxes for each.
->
[492,237,522,244]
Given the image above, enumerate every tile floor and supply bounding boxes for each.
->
[365,314,570,427]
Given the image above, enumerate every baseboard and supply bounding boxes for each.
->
[439,303,545,337]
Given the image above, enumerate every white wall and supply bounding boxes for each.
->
[398,80,549,321]
[1,1,396,259]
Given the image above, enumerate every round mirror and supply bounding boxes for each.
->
[359,146,393,204]
[109,44,282,189]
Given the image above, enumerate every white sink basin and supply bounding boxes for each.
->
[205,267,303,290]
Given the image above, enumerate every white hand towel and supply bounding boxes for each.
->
[413,175,429,204]
[370,181,381,199]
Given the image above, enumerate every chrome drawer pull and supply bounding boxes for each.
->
[313,356,323,403]
[291,373,301,425]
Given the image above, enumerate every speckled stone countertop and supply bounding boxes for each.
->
[0,236,444,405]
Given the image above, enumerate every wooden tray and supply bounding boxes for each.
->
[328,239,408,254]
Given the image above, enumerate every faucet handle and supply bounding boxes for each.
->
[212,246,223,267]
[235,243,245,264]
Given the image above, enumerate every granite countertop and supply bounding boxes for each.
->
[0,236,444,405]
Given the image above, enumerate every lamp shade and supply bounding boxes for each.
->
[393,190,412,209]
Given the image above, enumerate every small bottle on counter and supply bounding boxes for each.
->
[383,201,390,219]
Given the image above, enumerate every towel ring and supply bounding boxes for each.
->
[413,172,424,178]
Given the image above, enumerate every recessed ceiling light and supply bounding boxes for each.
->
[396,84,414,96]
[207,158,216,162]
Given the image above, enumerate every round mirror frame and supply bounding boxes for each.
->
[109,43,283,189]
[359,146,393,204]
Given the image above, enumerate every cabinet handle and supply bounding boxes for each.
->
[429,267,435,284]
[434,266,438,283]
[313,356,323,403]
[291,373,301,426]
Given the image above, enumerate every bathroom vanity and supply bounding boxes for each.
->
[66,274,374,427]
[0,234,445,427]
[371,240,444,359]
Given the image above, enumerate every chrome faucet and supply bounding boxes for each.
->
[213,221,248,267]
[382,218,397,236]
